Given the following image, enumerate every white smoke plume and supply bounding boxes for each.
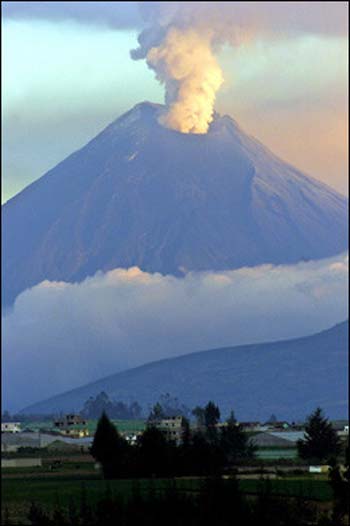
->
[147,28,223,134]
[130,2,348,133]
[131,3,252,133]
[2,254,348,411]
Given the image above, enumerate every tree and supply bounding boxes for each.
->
[158,393,190,417]
[328,445,349,525]
[2,410,11,421]
[147,402,165,422]
[90,412,129,479]
[189,431,226,475]
[192,406,205,427]
[203,401,221,443]
[81,393,143,419]
[220,411,256,463]
[181,416,191,447]
[81,391,113,419]
[129,401,142,419]
[137,425,173,476]
[267,414,277,424]
[297,407,341,463]
[204,401,221,428]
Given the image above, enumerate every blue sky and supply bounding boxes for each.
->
[2,2,348,201]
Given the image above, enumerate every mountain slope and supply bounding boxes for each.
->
[22,321,349,421]
[2,102,348,306]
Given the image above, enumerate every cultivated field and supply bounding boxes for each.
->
[2,454,333,524]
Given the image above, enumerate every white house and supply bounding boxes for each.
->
[1,422,21,433]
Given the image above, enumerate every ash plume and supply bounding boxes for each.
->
[131,3,250,134]
[147,28,223,134]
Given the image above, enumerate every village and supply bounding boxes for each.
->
[2,412,348,471]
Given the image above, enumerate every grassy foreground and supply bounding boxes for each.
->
[2,473,333,524]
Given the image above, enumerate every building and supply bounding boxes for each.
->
[238,422,266,432]
[53,414,89,438]
[1,422,21,433]
[1,432,41,452]
[251,432,299,460]
[331,420,349,437]
[2,458,42,469]
[1,431,93,452]
[151,416,185,445]
[265,421,291,431]
[54,414,87,427]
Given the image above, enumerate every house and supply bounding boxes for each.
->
[238,422,264,432]
[151,416,185,445]
[2,458,42,469]
[331,420,349,436]
[1,432,41,452]
[251,432,296,448]
[251,432,299,460]
[54,414,87,427]
[309,465,330,474]
[265,421,290,431]
[1,422,21,433]
[53,414,89,438]
[124,432,142,446]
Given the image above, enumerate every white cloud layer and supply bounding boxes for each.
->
[2,253,348,411]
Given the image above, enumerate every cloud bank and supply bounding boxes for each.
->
[4,2,348,36]
[3,254,348,411]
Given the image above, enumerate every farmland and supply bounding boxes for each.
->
[2,454,334,524]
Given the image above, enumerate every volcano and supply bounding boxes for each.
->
[2,102,348,306]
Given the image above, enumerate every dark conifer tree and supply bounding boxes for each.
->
[220,411,256,463]
[137,425,172,476]
[204,401,221,443]
[90,412,129,479]
[297,407,341,462]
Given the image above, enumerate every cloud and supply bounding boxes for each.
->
[3,2,348,36]
[2,254,348,412]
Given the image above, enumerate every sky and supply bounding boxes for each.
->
[2,1,349,202]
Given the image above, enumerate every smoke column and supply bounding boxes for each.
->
[131,3,246,134]
[147,28,223,133]
[130,1,347,134]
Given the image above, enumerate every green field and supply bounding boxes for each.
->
[2,439,335,525]
[2,470,334,525]
[2,475,332,505]
[239,478,332,501]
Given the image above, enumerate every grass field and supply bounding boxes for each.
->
[1,472,332,524]
[2,475,332,504]
[2,468,333,524]
[1,442,335,525]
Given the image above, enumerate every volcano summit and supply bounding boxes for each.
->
[2,102,348,306]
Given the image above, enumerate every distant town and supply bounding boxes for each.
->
[2,393,349,524]
[2,392,348,460]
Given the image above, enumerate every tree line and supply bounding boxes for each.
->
[91,401,256,479]
[81,391,191,420]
